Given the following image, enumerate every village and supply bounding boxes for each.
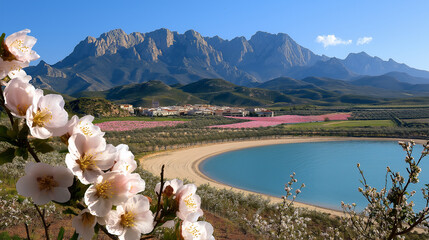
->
[119,102,275,117]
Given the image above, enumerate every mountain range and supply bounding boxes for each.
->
[26,28,429,97]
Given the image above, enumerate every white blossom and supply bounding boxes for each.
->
[84,172,129,217]
[66,133,116,184]
[64,115,105,139]
[72,209,97,240]
[155,178,184,195]
[125,173,146,198]
[112,144,136,174]
[16,162,74,205]
[105,195,154,240]
[3,75,40,118]
[0,58,29,80]
[176,184,203,222]
[181,220,215,240]
[26,94,68,139]
[4,29,40,63]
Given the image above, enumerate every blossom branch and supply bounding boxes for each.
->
[24,222,31,240]
[25,140,41,163]
[0,85,15,127]
[98,224,119,240]
[34,204,50,240]
[153,164,165,228]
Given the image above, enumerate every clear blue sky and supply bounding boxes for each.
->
[1,0,428,71]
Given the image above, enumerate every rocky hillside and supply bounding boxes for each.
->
[65,97,130,117]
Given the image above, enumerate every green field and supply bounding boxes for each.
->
[285,120,395,129]
[92,116,191,123]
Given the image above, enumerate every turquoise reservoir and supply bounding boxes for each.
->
[200,141,429,210]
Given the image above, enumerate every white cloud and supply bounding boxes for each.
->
[357,37,373,45]
[316,35,352,48]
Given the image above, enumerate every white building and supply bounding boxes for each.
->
[119,104,134,114]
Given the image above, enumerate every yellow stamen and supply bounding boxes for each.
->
[32,108,53,127]
[10,39,30,53]
[185,223,202,238]
[78,121,93,136]
[120,211,135,228]
[95,180,113,199]
[184,193,197,210]
[37,175,58,191]
[81,212,95,227]
[76,154,97,171]
[16,104,30,116]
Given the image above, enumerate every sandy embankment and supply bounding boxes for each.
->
[140,136,420,217]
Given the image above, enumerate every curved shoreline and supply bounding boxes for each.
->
[140,136,420,217]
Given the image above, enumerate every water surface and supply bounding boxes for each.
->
[200,141,429,210]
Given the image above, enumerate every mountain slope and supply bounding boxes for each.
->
[342,52,429,80]
[181,79,295,106]
[285,58,357,80]
[72,77,429,107]
[350,75,429,93]
[257,76,417,98]
[74,80,204,106]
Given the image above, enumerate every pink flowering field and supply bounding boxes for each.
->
[96,121,186,132]
[209,113,351,129]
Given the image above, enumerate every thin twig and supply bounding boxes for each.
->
[0,87,14,126]
[140,235,155,239]
[24,222,31,240]
[153,165,165,229]
[98,224,119,240]
[26,140,41,162]
[34,204,50,240]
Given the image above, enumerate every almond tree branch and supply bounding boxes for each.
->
[25,139,41,162]
[0,85,15,127]
[24,222,31,240]
[98,224,119,240]
[153,165,165,228]
[34,204,50,240]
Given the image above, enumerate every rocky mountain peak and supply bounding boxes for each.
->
[28,60,67,79]
[146,28,175,51]
[184,29,201,39]
[346,51,371,58]
[85,36,97,44]
[99,29,127,40]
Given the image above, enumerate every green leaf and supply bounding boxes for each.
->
[94,224,100,234]
[6,128,17,140]
[17,124,29,139]
[56,227,65,240]
[58,148,69,154]
[32,139,55,154]
[12,119,20,132]
[0,125,8,138]
[70,231,79,240]
[0,148,15,165]
[0,125,14,143]
[56,178,89,206]
[62,208,78,216]
[14,148,28,160]
[0,33,5,57]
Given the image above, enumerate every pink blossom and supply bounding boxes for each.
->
[209,113,351,129]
